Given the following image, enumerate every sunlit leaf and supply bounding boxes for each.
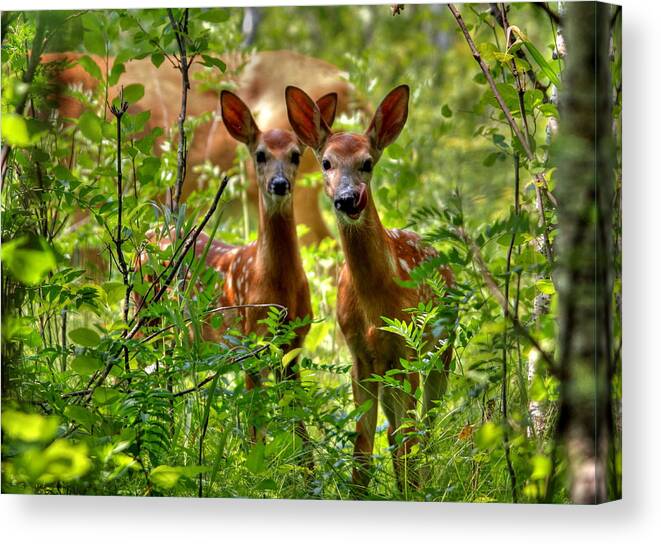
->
[474,421,502,450]
[1,236,56,285]
[282,347,303,367]
[1,410,59,442]
[1,114,48,147]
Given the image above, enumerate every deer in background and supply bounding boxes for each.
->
[43,50,367,245]
[142,89,338,462]
[286,84,454,494]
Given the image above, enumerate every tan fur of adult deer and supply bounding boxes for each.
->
[286,84,454,494]
[141,90,338,462]
[43,50,366,245]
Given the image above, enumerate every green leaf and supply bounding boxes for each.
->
[493,51,514,63]
[474,421,502,450]
[1,114,48,147]
[151,52,164,68]
[69,327,101,347]
[201,54,226,73]
[34,439,92,484]
[102,281,127,305]
[64,405,97,429]
[71,355,103,375]
[92,386,121,405]
[246,443,266,474]
[441,104,453,118]
[78,111,103,143]
[121,83,144,104]
[523,41,560,87]
[281,347,303,367]
[148,465,208,490]
[83,29,106,57]
[535,279,555,295]
[196,8,230,22]
[1,236,56,285]
[149,465,182,489]
[1,410,59,442]
[78,55,103,81]
[530,454,552,480]
[109,61,126,86]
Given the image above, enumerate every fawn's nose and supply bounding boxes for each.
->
[268,175,291,196]
[334,186,366,218]
[334,189,358,213]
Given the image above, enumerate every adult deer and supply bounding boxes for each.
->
[44,50,365,244]
[285,84,454,494]
[142,89,338,459]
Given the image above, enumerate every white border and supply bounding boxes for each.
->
[3,1,660,542]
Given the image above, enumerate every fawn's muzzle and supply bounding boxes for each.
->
[334,184,368,219]
[268,175,291,196]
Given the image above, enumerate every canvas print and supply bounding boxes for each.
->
[1,2,621,503]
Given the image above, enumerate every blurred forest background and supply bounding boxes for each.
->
[1,3,621,503]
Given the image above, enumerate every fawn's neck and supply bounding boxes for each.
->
[255,193,303,279]
[338,191,396,295]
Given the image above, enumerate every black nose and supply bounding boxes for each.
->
[268,176,290,196]
[334,189,360,214]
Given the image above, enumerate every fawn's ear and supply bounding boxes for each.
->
[285,86,331,152]
[221,90,260,148]
[316,92,338,129]
[365,85,409,152]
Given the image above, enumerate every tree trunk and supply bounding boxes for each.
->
[554,2,618,504]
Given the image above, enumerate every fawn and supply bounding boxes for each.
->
[285,84,454,493]
[144,89,338,456]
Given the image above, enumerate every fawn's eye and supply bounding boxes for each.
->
[256,150,266,163]
[361,158,373,173]
[291,151,300,165]
[322,159,331,171]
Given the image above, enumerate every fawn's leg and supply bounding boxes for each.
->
[351,373,379,496]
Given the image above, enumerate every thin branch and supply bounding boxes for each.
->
[451,2,555,263]
[167,7,191,216]
[109,88,133,372]
[500,149,520,503]
[448,4,533,160]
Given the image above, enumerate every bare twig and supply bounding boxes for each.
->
[167,8,191,215]
[108,89,133,327]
